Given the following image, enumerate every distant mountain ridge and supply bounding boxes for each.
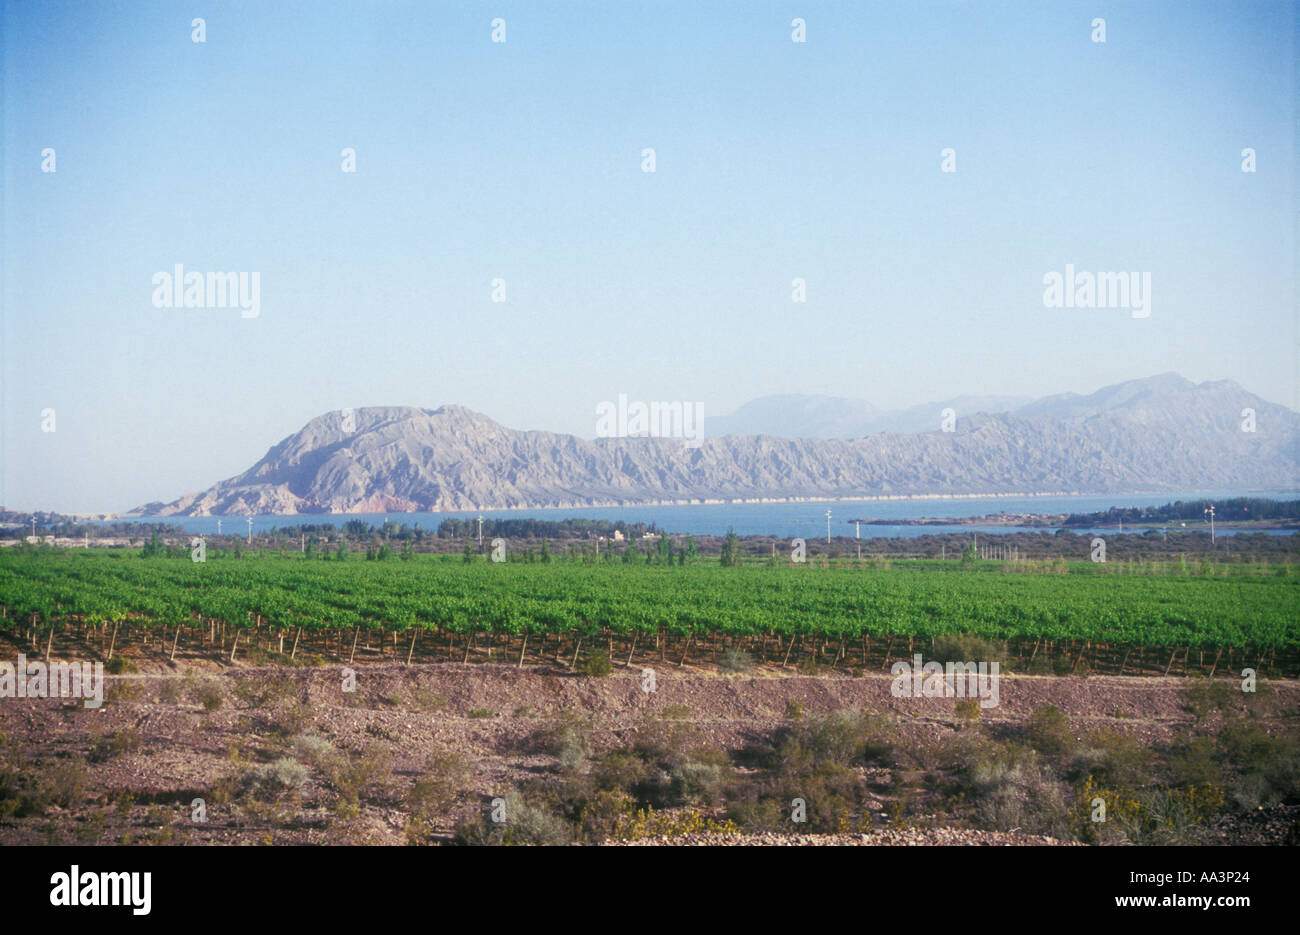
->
[707,392,1032,438]
[130,375,1300,516]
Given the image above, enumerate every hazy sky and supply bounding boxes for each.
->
[3,0,1296,513]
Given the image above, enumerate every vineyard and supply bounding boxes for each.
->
[1,549,1297,676]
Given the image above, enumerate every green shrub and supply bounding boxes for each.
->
[668,754,729,807]
[105,656,138,675]
[1025,706,1075,757]
[39,759,91,810]
[326,743,392,816]
[593,750,651,793]
[191,680,223,710]
[1067,730,1153,788]
[404,750,471,844]
[579,649,612,677]
[954,699,982,727]
[782,710,896,767]
[1164,735,1222,788]
[89,728,142,763]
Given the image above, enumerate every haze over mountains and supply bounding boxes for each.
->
[131,375,1299,516]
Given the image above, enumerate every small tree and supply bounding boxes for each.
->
[140,530,164,558]
[335,539,347,561]
[657,532,673,565]
[720,528,742,567]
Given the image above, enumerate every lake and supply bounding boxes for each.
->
[118,490,1296,538]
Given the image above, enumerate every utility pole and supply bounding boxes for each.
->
[217,519,222,535]
[247,516,253,544]
[477,515,484,548]
[825,509,832,544]
[1205,505,1215,545]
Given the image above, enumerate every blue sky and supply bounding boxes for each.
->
[3,0,1296,512]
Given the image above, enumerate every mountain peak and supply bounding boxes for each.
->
[129,374,1298,516]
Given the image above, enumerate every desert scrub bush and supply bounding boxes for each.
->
[1182,677,1240,722]
[954,699,982,728]
[38,758,92,811]
[632,715,703,767]
[611,806,738,841]
[158,679,183,704]
[592,750,652,794]
[409,689,448,712]
[454,789,571,846]
[88,728,143,763]
[1066,730,1154,788]
[785,699,804,719]
[526,711,593,772]
[189,679,223,711]
[325,743,392,819]
[1025,706,1075,757]
[726,795,785,832]
[718,648,753,674]
[73,809,109,846]
[264,702,313,738]
[1163,735,1222,789]
[770,759,864,833]
[106,681,143,703]
[291,733,339,772]
[661,704,691,719]
[668,752,730,807]
[1214,723,1300,811]
[105,655,138,675]
[232,675,299,709]
[967,746,1069,837]
[781,710,897,767]
[576,788,639,842]
[578,648,612,677]
[466,708,496,719]
[404,750,472,844]
[929,634,1005,667]
[241,757,309,802]
[1071,776,1224,845]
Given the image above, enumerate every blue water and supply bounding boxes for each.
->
[113,490,1296,538]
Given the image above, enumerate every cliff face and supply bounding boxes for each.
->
[130,377,1299,516]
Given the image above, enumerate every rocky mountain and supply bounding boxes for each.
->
[131,376,1299,516]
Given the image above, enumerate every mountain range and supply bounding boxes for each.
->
[130,374,1299,516]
